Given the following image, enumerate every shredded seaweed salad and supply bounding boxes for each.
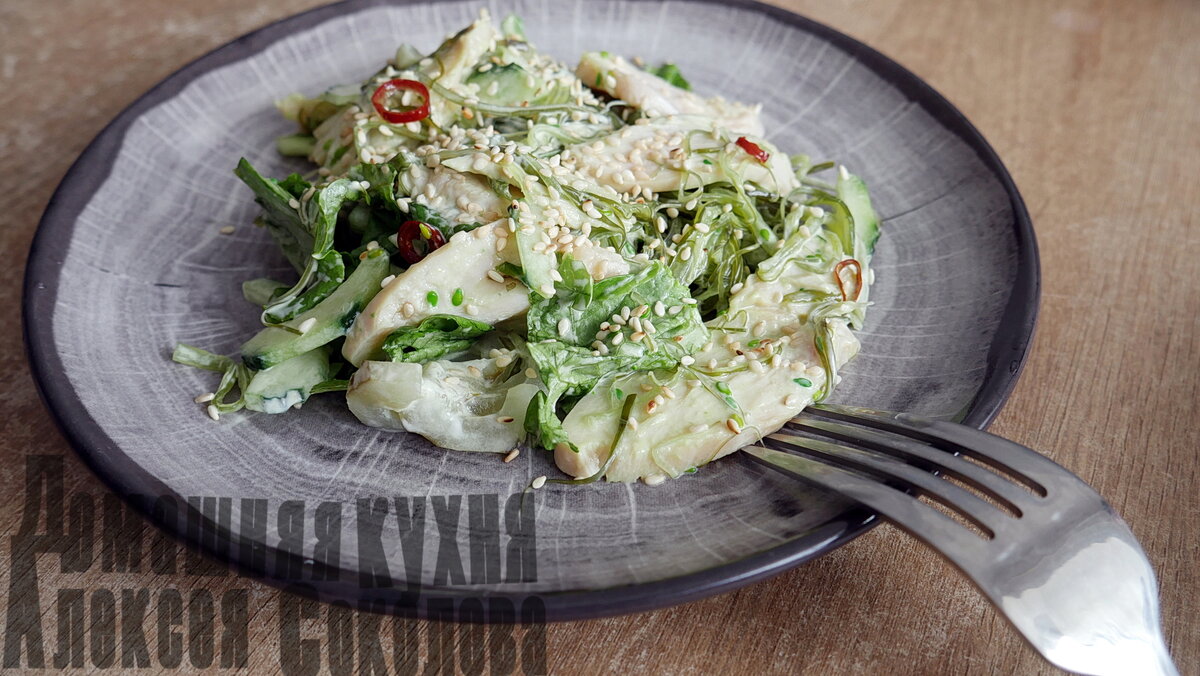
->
[174,10,882,485]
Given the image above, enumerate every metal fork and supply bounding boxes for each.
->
[744,404,1179,676]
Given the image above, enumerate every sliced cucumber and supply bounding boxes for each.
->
[837,169,880,260]
[515,224,556,298]
[244,346,332,413]
[242,278,288,306]
[241,248,391,370]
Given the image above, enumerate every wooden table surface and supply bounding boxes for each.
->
[2,0,1196,673]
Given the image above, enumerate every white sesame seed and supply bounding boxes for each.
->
[497,415,515,423]
[666,207,679,218]
[465,303,479,316]
[685,199,698,210]
[687,379,702,389]
[668,305,683,315]
[653,301,666,317]
[194,392,215,403]
[287,199,300,209]
[752,321,767,337]
[629,316,643,333]
[722,204,733,213]
[680,356,695,366]
[749,360,766,373]
[540,283,555,296]
[730,282,745,295]
[726,418,742,434]
[503,448,520,462]
[558,318,571,336]
[682,298,698,305]
[612,333,624,346]
[838,165,850,181]
[206,405,220,422]
[525,368,537,379]
[627,417,639,431]
[487,270,505,283]
[680,248,692,261]
[298,317,317,334]
[401,302,415,318]
[380,274,396,288]
[643,475,667,486]
[219,226,235,235]
[531,476,547,489]
[467,365,482,377]
[495,355,513,368]
[630,331,646,342]
[693,222,710,234]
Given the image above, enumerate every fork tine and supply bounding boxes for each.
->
[744,444,987,569]
[810,405,1057,494]
[764,431,1013,538]
[787,416,1036,514]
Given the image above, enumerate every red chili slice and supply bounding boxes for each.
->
[834,259,863,301]
[371,79,431,124]
[396,220,446,264]
[735,136,770,163]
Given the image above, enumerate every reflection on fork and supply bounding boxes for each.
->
[745,404,1179,676]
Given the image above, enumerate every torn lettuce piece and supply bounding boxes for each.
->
[234,159,363,323]
[382,315,493,363]
[650,63,691,91]
[524,257,708,450]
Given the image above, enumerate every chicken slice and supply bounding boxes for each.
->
[576,52,764,136]
[564,115,797,197]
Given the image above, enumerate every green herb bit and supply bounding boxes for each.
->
[451,288,464,306]
[427,290,439,307]
[794,377,813,388]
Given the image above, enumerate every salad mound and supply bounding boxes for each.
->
[174,10,881,484]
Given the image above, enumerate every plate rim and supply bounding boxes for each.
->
[22,0,1040,621]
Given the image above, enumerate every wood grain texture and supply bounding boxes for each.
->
[2,1,1196,674]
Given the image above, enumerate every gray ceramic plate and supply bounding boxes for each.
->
[24,0,1037,620]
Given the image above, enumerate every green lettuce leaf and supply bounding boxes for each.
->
[381,314,493,363]
[234,158,361,324]
[650,63,691,91]
[525,257,707,450]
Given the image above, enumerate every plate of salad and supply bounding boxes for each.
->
[25,0,1037,619]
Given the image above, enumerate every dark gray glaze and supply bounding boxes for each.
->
[23,0,1038,620]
